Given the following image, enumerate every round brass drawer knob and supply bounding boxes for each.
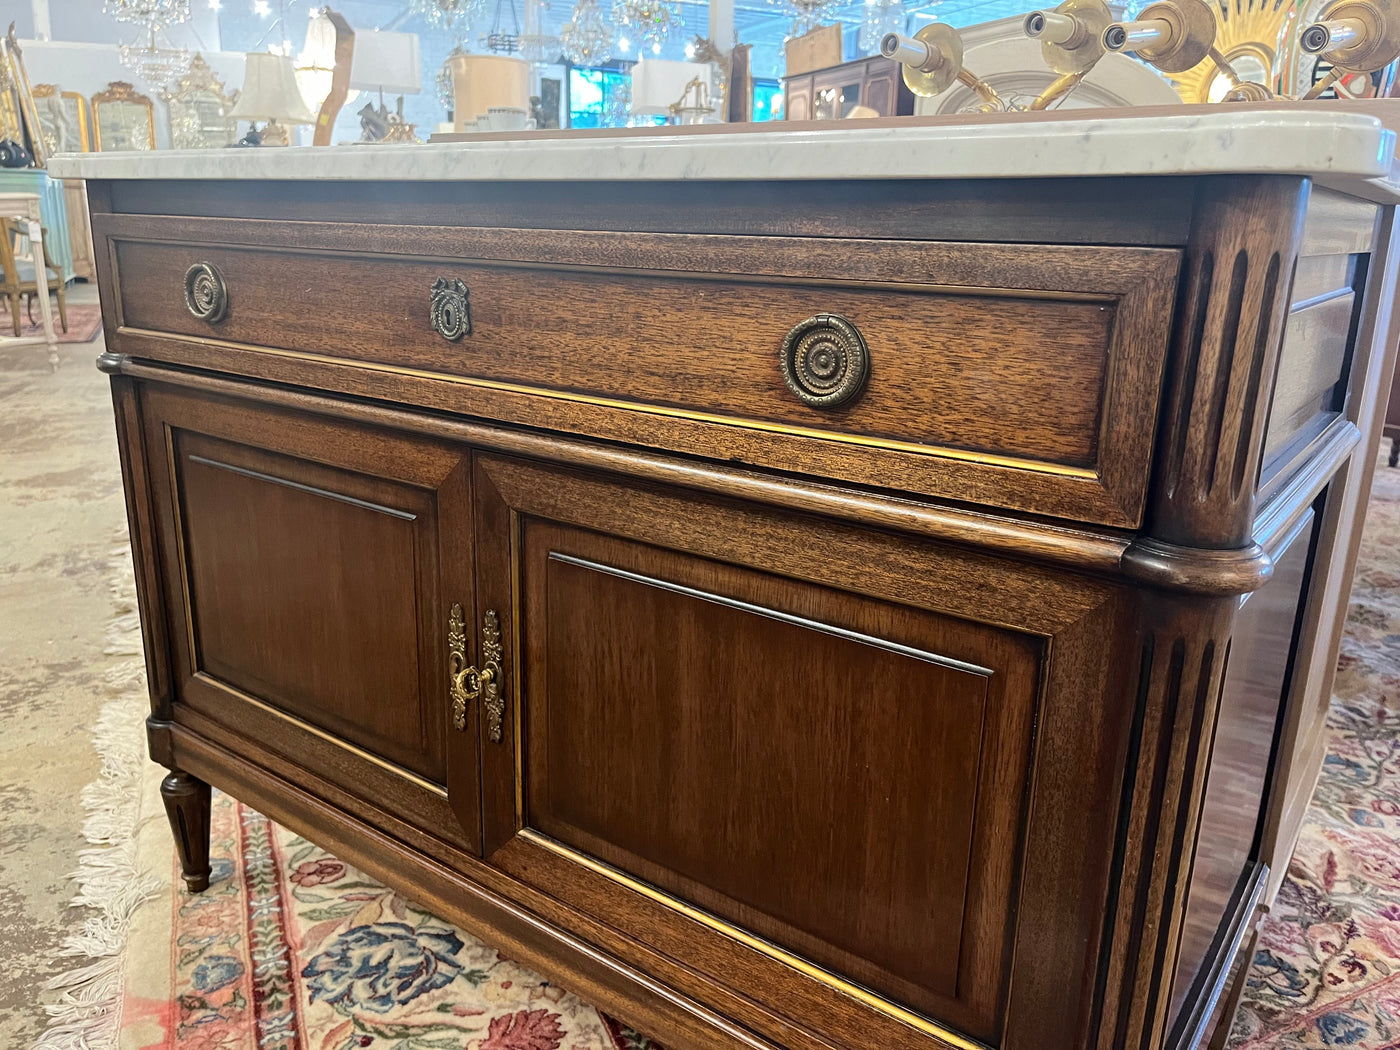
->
[183,262,228,324]
[780,314,869,409]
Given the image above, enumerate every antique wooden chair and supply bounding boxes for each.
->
[0,215,68,337]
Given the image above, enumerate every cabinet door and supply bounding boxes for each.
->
[862,64,896,116]
[783,76,812,120]
[141,383,481,852]
[470,452,1124,1047]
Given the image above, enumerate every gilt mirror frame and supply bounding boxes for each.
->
[0,24,45,165]
[92,80,157,151]
[33,84,92,154]
[167,54,239,149]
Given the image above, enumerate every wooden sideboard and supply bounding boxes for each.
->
[782,56,916,120]
[84,157,1396,1050]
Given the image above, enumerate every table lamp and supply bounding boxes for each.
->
[448,53,530,133]
[230,52,317,146]
[348,29,422,142]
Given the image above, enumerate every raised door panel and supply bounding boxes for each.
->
[862,64,898,116]
[530,530,994,1004]
[785,76,812,120]
[140,382,481,851]
[469,452,1135,1049]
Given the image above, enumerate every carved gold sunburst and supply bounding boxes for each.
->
[1170,0,1300,101]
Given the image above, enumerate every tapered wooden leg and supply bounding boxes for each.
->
[160,771,212,893]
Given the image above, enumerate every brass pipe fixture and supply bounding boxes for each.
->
[1101,0,1218,72]
[1101,0,1273,99]
[1022,0,1112,107]
[1300,0,1400,89]
[881,25,1009,109]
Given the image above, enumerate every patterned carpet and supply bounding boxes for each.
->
[118,789,662,1050]
[0,301,104,343]
[1227,458,1400,1048]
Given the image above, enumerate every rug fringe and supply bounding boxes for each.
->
[33,534,162,1050]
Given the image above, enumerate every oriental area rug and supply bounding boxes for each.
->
[32,452,1400,1050]
[0,302,104,343]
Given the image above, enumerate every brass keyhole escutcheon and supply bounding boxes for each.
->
[430,277,472,341]
[183,262,228,324]
[448,604,505,740]
[780,313,870,409]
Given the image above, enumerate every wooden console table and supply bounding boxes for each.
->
[53,108,1400,1050]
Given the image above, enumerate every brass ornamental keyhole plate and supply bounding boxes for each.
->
[430,277,472,341]
[448,603,505,740]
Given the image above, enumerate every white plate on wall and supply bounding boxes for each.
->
[911,17,1185,113]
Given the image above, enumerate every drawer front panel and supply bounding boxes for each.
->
[100,216,1181,527]
[117,240,1113,467]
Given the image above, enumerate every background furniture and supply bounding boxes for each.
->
[61,180,94,281]
[1385,367,1400,466]
[0,194,60,371]
[63,111,1400,1050]
[0,214,67,335]
[0,170,73,282]
[782,55,915,120]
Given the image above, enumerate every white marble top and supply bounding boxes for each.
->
[48,109,1399,195]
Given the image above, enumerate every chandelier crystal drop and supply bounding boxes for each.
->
[411,0,488,41]
[559,0,616,64]
[857,0,905,53]
[612,0,683,52]
[782,0,843,38]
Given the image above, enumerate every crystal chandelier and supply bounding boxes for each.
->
[119,25,191,93]
[857,0,905,53]
[103,0,191,27]
[560,0,616,64]
[612,0,683,52]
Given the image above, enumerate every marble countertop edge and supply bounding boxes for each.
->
[46,110,1395,190]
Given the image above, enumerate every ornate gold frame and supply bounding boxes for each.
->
[32,84,92,153]
[92,80,157,151]
[0,25,45,165]
[1170,0,1299,100]
[167,54,239,150]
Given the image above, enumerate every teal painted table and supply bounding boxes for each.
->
[0,169,73,282]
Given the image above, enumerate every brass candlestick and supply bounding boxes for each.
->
[881,25,1007,110]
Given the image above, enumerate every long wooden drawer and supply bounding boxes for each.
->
[98,214,1180,526]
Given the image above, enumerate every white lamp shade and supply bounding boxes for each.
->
[448,53,530,128]
[349,30,422,94]
[231,52,317,123]
[631,59,709,115]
